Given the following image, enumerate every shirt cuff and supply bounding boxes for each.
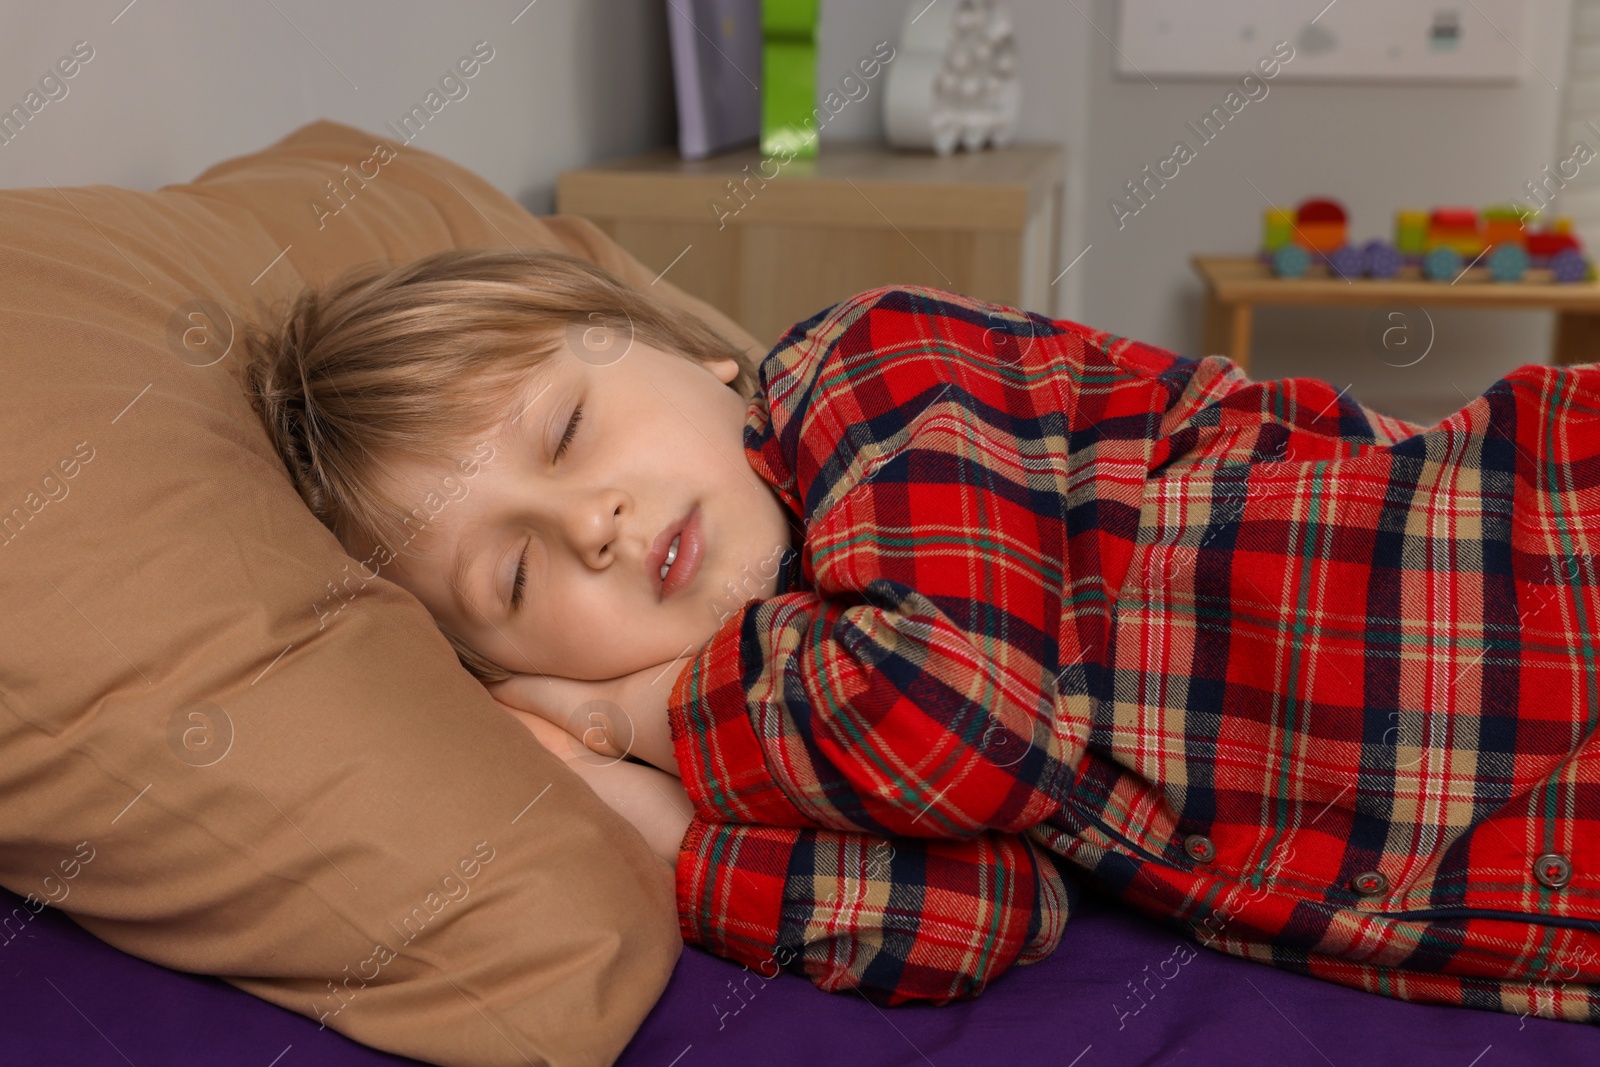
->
[675,816,797,973]
[667,603,811,827]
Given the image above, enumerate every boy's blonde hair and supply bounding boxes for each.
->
[242,247,757,683]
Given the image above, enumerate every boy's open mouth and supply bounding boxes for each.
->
[660,535,679,580]
[650,506,703,599]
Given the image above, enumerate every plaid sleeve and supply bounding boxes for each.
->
[665,286,1126,1004]
[675,817,1073,1005]
[667,287,1129,840]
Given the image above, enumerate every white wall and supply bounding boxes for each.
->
[1555,0,1600,248]
[5,0,1576,423]
[817,1,1094,347]
[0,0,676,214]
[1082,0,1572,423]
[821,0,1574,424]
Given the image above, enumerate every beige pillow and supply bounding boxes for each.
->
[0,119,761,1066]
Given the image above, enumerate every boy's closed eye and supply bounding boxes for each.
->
[509,402,585,611]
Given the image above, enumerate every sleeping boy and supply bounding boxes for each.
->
[245,248,1600,1022]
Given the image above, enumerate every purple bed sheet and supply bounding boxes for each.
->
[4,879,1595,1066]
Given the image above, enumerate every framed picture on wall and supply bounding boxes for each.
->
[1115,0,1527,83]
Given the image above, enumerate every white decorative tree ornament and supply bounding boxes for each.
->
[884,0,1021,155]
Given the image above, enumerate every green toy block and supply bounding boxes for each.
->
[1394,210,1428,256]
[1262,207,1294,252]
[761,0,820,159]
[1481,204,1525,223]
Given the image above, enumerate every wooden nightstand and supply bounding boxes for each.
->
[556,141,1064,346]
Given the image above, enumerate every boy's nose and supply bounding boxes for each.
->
[561,490,627,566]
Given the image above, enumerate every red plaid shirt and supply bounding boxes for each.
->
[666,285,1600,1023]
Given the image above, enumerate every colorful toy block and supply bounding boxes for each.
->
[1296,198,1347,254]
[1261,198,1592,282]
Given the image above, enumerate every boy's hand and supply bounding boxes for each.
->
[485,689,592,762]
[485,674,624,761]
[483,680,696,875]
[486,655,698,777]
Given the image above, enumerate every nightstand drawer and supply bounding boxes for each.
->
[558,142,1063,347]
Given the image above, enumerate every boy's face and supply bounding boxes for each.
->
[373,337,796,681]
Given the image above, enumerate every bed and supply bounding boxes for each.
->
[6,878,1595,1065]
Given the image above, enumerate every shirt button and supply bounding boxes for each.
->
[1351,870,1388,896]
[1184,834,1216,863]
[1534,853,1572,890]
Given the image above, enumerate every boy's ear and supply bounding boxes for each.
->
[704,357,740,385]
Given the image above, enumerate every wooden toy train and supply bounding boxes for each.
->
[1261,197,1593,283]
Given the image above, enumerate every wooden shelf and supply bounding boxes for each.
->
[1195,256,1600,310]
[1192,255,1600,372]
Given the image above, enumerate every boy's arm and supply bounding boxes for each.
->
[677,818,1072,1005]
[559,755,692,873]
[492,692,689,868]
[667,286,1183,840]
[496,685,1073,1004]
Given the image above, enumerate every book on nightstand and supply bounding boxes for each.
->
[666,0,762,160]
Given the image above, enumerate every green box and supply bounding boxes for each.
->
[761,0,820,159]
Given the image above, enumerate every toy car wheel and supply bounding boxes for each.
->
[1487,243,1529,282]
[1423,246,1463,282]
[1328,244,1364,281]
[1272,244,1311,279]
[1552,247,1589,283]
[1361,240,1403,279]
